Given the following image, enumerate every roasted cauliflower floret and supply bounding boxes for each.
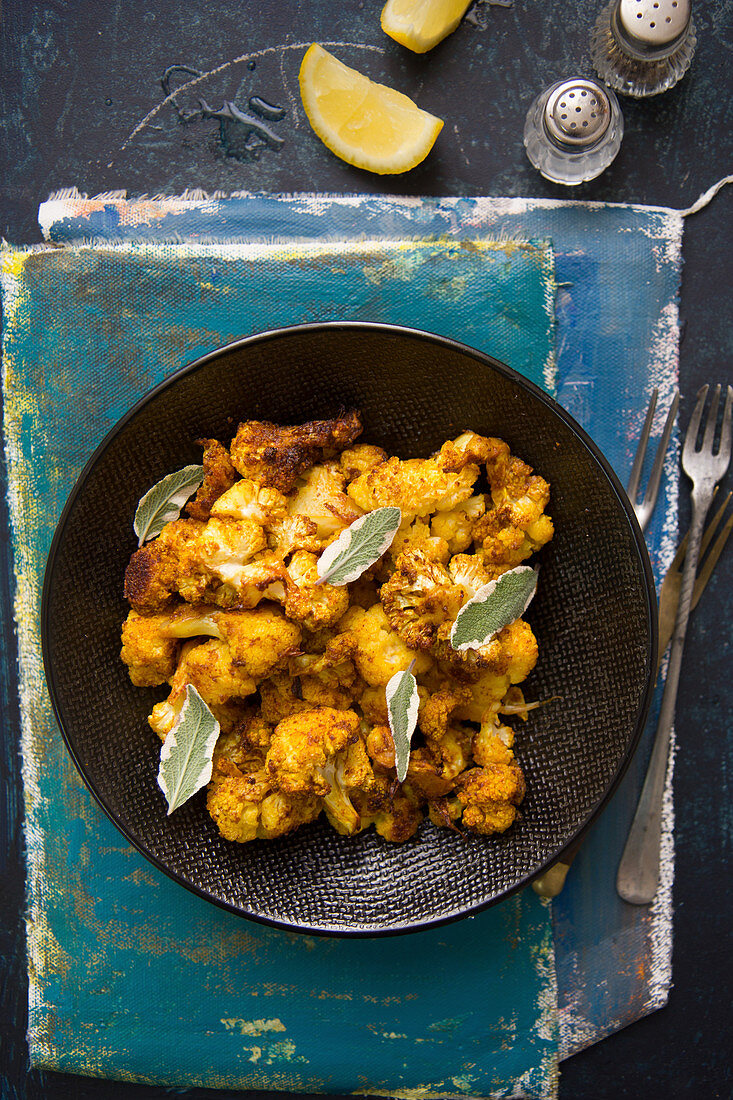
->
[455,763,526,835]
[428,794,464,830]
[472,713,516,768]
[288,634,359,711]
[436,617,538,681]
[405,746,458,800]
[207,774,320,843]
[339,604,432,687]
[147,639,254,740]
[452,670,512,723]
[210,478,289,526]
[266,707,376,836]
[499,618,539,684]
[434,724,473,779]
[387,516,449,568]
[207,774,269,842]
[447,553,492,598]
[259,790,322,838]
[434,431,496,472]
[418,684,473,745]
[347,454,479,520]
[321,737,377,836]
[128,514,279,611]
[380,547,465,651]
[287,463,364,545]
[340,443,388,481]
[364,725,458,802]
[178,516,268,590]
[269,513,322,558]
[365,723,397,768]
[372,791,424,841]
[213,714,274,773]
[474,440,554,569]
[266,707,361,796]
[121,610,180,686]
[283,550,350,630]
[219,551,289,609]
[230,411,362,492]
[430,495,487,554]
[185,438,238,521]
[123,518,204,613]
[356,683,390,725]
[352,767,424,843]
[259,674,312,723]
[212,607,301,679]
[122,603,300,686]
[169,638,258,707]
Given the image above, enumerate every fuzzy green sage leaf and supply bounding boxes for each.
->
[134,464,204,546]
[316,505,402,586]
[450,565,538,652]
[386,666,420,783]
[157,684,220,814]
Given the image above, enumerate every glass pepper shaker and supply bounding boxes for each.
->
[523,77,624,186]
[590,0,696,97]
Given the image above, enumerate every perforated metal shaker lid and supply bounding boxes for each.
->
[543,79,611,148]
[618,0,691,49]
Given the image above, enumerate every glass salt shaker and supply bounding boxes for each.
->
[523,77,624,186]
[590,0,696,97]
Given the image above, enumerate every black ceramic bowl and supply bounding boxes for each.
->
[42,322,657,936]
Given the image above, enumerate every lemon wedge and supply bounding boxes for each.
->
[381,0,472,52]
[298,44,443,175]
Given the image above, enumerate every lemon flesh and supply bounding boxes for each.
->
[381,0,472,52]
[299,44,443,175]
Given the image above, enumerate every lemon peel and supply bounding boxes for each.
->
[381,0,473,53]
[298,43,443,175]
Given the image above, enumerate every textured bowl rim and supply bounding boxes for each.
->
[41,320,659,936]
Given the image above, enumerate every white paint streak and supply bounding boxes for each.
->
[0,252,56,1051]
[647,710,676,1010]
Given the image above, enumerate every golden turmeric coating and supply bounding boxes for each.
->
[230,410,362,492]
[186,438,239,521]
[122,414,553,844]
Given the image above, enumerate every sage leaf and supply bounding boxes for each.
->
[134,464,204,546]
[386,666,420,783]
[450,565,538,652]
[316,505,401,586]
[157,684,220,814]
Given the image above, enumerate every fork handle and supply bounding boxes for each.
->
[617,484,713,904]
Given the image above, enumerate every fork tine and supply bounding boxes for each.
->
[691,500,733,612]
[638,389,679,515]
[718,385,733,461]
[627,387,658,501]
[682,384,709,467]
[701,384,722,453]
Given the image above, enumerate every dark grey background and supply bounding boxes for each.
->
[1,1,732,1097]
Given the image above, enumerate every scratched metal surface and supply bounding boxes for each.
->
[1,2,732,1099]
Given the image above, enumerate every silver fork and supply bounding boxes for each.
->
[627,387,680,531]
[532,387,679,900]
[617,384,733,905]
